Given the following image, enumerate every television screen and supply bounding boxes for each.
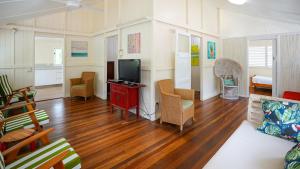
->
[118,59,141,83]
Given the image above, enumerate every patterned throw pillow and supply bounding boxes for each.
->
[285,144,300,169]
[257,100,300,142]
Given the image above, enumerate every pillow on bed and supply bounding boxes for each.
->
[285,143,300,169]
[257,100,300,142]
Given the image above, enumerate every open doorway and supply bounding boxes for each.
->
[191,36,201,99]
[106,35,118,98]
[34,36,64,101]
[248,39,274,96]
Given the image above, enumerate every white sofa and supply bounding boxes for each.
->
[204,94,300,169]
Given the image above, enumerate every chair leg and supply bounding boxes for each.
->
[160,119,163,124]
[180,125,183,131]
[193,116,195,122]
[85,97,87,103]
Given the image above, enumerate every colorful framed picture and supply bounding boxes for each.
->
[128,33,141,54]
[71,41,88,57]
[207,41,216,59]
[191,45,200,66]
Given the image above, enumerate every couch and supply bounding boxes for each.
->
[204,94,300,169]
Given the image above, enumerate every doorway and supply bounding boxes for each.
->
[34,36,65,101]
[106,35,118,98]
[191,36,201,99]
[248,39,275,96]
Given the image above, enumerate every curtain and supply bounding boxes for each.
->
[222,38,248,96]
[277,34,300,97]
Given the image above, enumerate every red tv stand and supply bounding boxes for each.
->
[108,81,145,121]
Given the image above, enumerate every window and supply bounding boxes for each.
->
[248,44,272,68]
[53,48,63,65]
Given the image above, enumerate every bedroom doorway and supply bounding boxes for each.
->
[106,35,118,99]
[248,39,275,96]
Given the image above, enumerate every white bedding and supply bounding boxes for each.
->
[252,75,272,85]
[203,121,295,169]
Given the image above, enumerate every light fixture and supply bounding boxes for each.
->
[228,0,247,5]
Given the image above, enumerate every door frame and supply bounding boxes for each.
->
[247,35,278,97]
[103,33,119,100]
[175,31,192,89]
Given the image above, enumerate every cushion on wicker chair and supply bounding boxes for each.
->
[4,110,49,133]
[182,100,193,110]
[5,138,81,169]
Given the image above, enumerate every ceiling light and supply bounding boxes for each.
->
[228,0,247,5]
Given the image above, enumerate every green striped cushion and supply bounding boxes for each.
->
[5,110,49,133]
[14,90,37,100]
[6,138,81,169]
[0,150,4,169]
[0,75,13,96]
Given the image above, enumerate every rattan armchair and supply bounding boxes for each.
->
[158,79,195,131]
[70,72,95,102]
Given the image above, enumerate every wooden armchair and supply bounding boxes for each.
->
[0,74,36,110]
[1,128,81,169]
[70,72,95,102]
[158,79,195,131]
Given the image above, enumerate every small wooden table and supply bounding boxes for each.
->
[0,129,35,151]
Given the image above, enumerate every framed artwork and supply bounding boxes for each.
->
[71,41,88,57]
[207,41,216,59]
[191,45,200,66]
[128,33,141,54]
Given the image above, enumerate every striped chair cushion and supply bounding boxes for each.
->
[6,138,81,169]
[0,149,4,169]
[0,75,13,96]
[14,90,37,101]
[5,110,49,133]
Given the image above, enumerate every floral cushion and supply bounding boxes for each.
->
[257,100,300,142]
[285,143,300,169]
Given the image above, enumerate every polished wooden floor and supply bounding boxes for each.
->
[249,86,272,96]
[37,96,248,169]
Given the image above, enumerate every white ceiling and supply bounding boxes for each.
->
[0,0,300,25]
[212,0,300,25]
[0,0,103,24]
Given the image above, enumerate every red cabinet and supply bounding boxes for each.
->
[108,82,144,121]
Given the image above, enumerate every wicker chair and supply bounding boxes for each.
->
[70,72,95,102]
[158,79,195,131]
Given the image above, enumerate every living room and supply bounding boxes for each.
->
[0,0,300,168]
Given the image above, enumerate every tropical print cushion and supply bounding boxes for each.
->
[257,100,300,142]
[285,143,300,169]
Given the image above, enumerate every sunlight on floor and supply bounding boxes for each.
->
[35,85,64,101]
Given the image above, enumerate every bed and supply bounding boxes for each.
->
[250,75,272,89]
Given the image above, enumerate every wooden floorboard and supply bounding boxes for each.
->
[36,96,248,169]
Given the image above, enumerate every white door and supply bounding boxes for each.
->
[14,30,35,89]
[175,32,191,89]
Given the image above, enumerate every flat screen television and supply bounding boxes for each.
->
[118,59,141,83]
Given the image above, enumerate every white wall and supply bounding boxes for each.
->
[0,29,34,89]
[220,10,300,38]
[249,67,272,77]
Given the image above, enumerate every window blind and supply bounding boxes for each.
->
[248,45,272,67]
